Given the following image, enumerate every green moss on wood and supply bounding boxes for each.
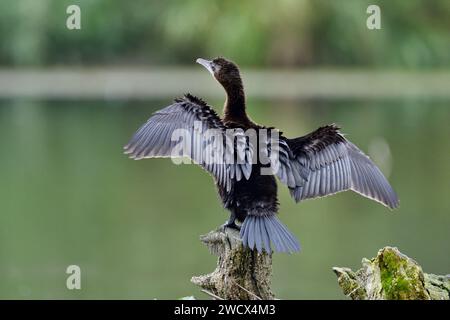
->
[334,246,448,300]
[377,248,428,299]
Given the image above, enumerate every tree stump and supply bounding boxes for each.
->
[191,227,274,300]
[333,246,450,300]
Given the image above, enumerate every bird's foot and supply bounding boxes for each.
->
[219,220,241,232]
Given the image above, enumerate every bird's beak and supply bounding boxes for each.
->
[196,58,215,76]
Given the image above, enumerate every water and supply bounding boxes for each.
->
[0,99,449,299]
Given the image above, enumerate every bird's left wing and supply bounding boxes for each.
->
[124,94,253,191]
[272,125,399,209]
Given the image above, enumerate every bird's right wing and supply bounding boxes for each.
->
[124,94,253,191]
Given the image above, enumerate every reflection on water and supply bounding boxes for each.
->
[0,99,449,299]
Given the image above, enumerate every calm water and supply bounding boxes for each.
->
[0,99,449,299]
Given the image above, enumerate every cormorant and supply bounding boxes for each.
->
[124,57,399,254]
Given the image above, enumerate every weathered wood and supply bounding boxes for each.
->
[333,246,450,300]
[192,236,449,300]
[191,227,274,300]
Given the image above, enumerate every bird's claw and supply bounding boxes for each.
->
[219,220,241,232]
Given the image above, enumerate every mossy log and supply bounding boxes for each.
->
[191,227,274,300]
[192,233,449,300]
[333,246,450,300]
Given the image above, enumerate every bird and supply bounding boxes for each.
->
[124,57,399,254]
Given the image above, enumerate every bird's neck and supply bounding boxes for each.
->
[223,80,248,123]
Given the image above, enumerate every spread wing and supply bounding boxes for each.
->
[124,94,253,191]
[275,125,399,209]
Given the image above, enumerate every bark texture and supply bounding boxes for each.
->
[333,246,450,300]
[191,227,274,300]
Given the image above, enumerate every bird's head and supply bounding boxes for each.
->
[196,57,242,89]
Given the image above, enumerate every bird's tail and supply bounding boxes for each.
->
[240,215,300,254]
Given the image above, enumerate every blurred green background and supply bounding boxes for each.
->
[0,0,449,299]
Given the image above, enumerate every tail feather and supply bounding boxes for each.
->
[264,218,283,252]
[266,216,300,253]
[254,218,263,252]
[240,215,300,254]
[259,218,271,253]
[247,219,255,249]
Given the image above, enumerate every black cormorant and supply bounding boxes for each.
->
[124,57,399,254]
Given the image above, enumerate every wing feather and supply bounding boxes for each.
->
[276,125,398,209]
[124,94,252,190]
